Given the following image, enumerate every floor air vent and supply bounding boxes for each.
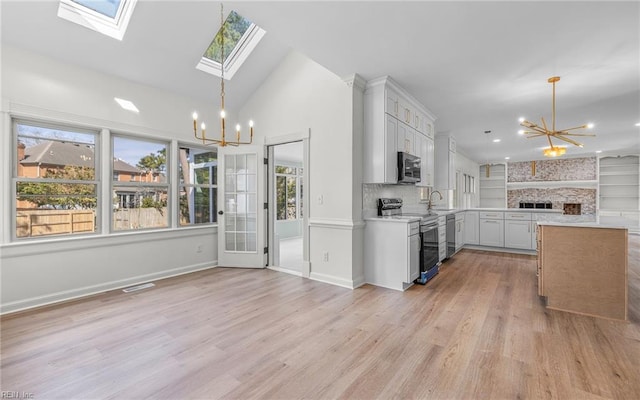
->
[122,282,155,293]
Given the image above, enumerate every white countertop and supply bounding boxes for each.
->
[536,214,635,230]
[363,207,640,232]
[364,216,422,223]
[465,208,563,214]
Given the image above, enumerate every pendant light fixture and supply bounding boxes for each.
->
[520,76,594,157]
[192,3,254,147]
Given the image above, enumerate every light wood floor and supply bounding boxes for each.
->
[2,237,640,400]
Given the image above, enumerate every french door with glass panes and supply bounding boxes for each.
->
[217,148,264,267]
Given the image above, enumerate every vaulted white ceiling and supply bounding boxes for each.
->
[2,1,639,163]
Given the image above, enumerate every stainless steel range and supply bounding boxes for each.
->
[377,198,440,283]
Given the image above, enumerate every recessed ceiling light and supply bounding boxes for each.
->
[114,97,139,113]
[505,157,510,160]
[518,117,525,123]
[595,150,602,153]
[493,139,501,143]
[635,122,640,127]
[517,129,525,135]
[586,123,594,129]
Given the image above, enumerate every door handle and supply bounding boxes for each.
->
[218,210,224,215]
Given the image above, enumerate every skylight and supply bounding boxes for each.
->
[196,10,266,80]
[57,0,137,41]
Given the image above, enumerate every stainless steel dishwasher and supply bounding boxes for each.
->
[446,214,455,258]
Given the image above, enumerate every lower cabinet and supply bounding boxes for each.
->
[455,212,465,252]
[438,216,447,262]
[479,215,504,247]
[504,212,534,250]
[409,230,421,282]
[364,219,420,291]
[464,211,479,245]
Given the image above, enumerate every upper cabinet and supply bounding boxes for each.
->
[363,76,437,185]
[435,134,456,189]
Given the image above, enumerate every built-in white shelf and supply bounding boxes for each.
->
[479,164,506,208]
[599,155,639,213]
[506,180,598,189]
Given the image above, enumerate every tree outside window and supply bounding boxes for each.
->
[276,165,302,221]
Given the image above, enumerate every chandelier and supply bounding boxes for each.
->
[192,3,254,147]
[519,76,594,157]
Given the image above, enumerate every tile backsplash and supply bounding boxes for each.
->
[507,188,596,214]
[508,157,596,182]
[363,184,440,217]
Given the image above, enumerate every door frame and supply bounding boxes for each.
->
[265,130,310,277]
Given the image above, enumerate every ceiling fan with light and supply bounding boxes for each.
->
[519,76,595,157]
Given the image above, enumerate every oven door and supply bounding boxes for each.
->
[421,222,439,272]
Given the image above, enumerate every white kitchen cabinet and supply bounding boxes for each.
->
[364,219,421,291]
[435,134,456,190]
[364,86,398,183]
[504,212,534,250]
[415,133,434,187]
[385,87,400,118]
[455,212,465,252]
[479,211,504,247]
[364,76,437,184]
[409,229,421,282]
[438,216,447,262]
[397,122,416,155]
[464,211,479,245]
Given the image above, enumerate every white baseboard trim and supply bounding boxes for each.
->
[352,275,366,289]
[308,218,365,230]
[462,245,536,256]
[0,261,218,315]
[267,266,303,277]
[309,271,360,289]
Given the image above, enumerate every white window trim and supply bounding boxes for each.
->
[196,22,266,80]
[13,119,101,241]
[57,0,138,41]
[178,145,218,227]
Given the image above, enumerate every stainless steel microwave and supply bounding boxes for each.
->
[397,152,421,184]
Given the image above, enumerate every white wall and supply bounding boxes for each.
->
[1,46,219,314]
[238,51,364,288]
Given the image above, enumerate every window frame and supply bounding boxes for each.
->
[57,0,138,41]
[177,144,218,227]
[110,134,170,232]
[12,118,101,241]
[275,163,303,221]
[195,10,266,80]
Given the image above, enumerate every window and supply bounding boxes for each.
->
[196,10,266,80]
[57,0,137,40]
[112,136,168,231]
[178,146,217,226]
[14,121,99,239]
[276,165,303,220]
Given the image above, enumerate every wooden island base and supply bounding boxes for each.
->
[537,224,628,321]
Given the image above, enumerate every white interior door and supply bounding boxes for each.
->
[217,146,264,268]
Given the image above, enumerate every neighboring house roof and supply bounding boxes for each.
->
[22,141,94,168]
[113,159,142,174]
[21,141,142,174]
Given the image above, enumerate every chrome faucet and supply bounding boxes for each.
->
[427,190,443,210]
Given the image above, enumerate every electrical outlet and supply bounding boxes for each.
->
[196,245,203,253]
[317,195,324,205]
[323,251,329,262]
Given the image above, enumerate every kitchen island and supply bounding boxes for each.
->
[537,220,628,321]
